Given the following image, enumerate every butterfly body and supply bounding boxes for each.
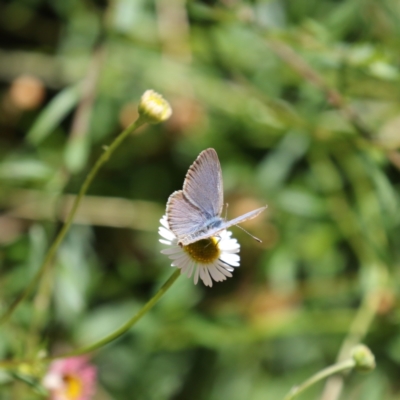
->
[179,216,224,244]
[166,148,266,246]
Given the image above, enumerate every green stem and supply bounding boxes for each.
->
[319,265,387,400]
[10,372,48,396]
[47,269,181,360]
[0,269,181,368]
[283,359,355,400]
[0,117,146,326]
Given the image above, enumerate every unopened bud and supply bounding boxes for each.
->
[138,90,172,124]
[351,344,375,372]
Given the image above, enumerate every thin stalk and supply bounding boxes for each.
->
[10,372,48,396]
[48,269,181,359]
[319,283,384,400]
[0,269,181,368]
[0,117,146,326]
[283,359,355,400]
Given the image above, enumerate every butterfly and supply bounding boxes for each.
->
[166,148,266,246]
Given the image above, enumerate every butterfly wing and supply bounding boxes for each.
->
[179,206,267,246]
[182,148,223,219]
[167,148,265,246]
[166,190,208,240]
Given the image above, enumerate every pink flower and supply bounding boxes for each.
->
[43,356,97,400]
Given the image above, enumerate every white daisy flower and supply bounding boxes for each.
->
[159,216,241,287]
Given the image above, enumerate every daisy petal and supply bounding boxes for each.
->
[159,215,242,287]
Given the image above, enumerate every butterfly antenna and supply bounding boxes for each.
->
[236,224,262,243]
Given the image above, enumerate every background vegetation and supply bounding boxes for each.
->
[1,0,400,398]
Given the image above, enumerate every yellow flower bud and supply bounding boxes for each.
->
[138,90,172,124]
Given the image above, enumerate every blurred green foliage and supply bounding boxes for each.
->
[1,0,400,399]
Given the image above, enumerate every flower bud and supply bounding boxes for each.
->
[138,90,172,124]
[351,344,376,372]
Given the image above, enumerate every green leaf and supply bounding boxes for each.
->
[26,84,81,145]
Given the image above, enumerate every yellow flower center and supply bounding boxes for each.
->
[183,237,220,264]
[63,374,83,399]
